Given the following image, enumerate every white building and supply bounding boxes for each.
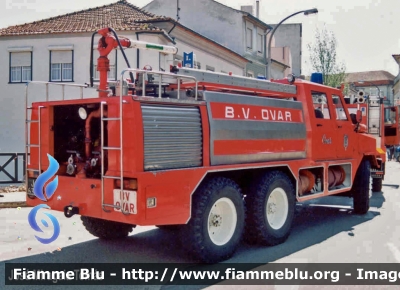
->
[344,71,395,106]
[0,0,248,183]
[143,0,294,79]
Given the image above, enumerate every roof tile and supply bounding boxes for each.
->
[0,0,163,36]
[345,70,395,84]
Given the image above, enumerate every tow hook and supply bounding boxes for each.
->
[64,205,79,218]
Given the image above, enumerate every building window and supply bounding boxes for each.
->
[9,51,32,83]
[50,50,73,82]
[257,33,263,53]
[246,28,253,49]
[206,65,215,72]
[93,49,117,80]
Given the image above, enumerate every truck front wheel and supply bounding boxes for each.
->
[81,216,134,239]
[352,160,371,214]
[182,177,245,263]
[245,171,295,246]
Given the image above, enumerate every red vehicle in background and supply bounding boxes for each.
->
[345,90,386,192]
[383,105,400,159]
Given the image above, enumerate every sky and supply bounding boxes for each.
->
[2,0,399,77]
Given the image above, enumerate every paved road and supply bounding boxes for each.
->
[1,161,400,290]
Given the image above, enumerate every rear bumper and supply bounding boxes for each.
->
[25,174,192,226]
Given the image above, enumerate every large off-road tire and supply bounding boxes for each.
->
[182,177,245,263]
[81,216,134,239]
[352,159,371,214]
[245,171,296,246]
[371,178,382,192]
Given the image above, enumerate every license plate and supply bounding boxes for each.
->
[113,189,137,214]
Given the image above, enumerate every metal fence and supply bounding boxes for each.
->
[0,153,26,184]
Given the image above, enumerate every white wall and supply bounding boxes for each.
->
[144,0,245,54]
[172,38,244,75]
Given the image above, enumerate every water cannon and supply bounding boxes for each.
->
[355,90,365,103]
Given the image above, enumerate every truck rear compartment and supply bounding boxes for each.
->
[53,103,108,179]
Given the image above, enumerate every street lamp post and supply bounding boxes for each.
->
[266,8,318,80]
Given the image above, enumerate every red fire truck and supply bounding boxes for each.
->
[26,28,385,263]
[383,105,400,158]
[345,90,386,192]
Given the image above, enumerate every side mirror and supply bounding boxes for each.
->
[356,109,363,123]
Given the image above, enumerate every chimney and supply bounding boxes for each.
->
[256,0,260,18]
[241,5,253,15]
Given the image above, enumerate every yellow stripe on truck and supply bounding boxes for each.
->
[376,148,385,154]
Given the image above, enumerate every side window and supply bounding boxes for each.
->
[257,33,263,53]
[384,107,396,123]
[312,92,331,119]
[246,27,253,49]
[332,94,348,120]
[9,51,32,83]
[50,50,73,82]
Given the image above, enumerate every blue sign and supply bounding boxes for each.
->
[28,154,61,244]
[183,52,194,68]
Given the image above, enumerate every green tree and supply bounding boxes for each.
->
[307,25,347,91]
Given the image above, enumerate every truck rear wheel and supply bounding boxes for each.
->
[371,178,382,192]
[81,216,133,239]
[352,160,370,214]
[245,171,295,246]
[182,177,245,263]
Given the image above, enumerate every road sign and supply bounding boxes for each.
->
[183,52,194,68]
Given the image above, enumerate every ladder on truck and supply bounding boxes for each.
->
[367,95,382,136]
[132,67,297,98]
[25,81,87,195]
[166,67,297,96]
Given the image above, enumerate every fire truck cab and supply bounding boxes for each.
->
[25,28,385,263]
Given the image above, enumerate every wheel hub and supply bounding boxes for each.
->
[210,214,222,227]
[207,197,237,246]
[268,202,276,214]
[265,188,289,230]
